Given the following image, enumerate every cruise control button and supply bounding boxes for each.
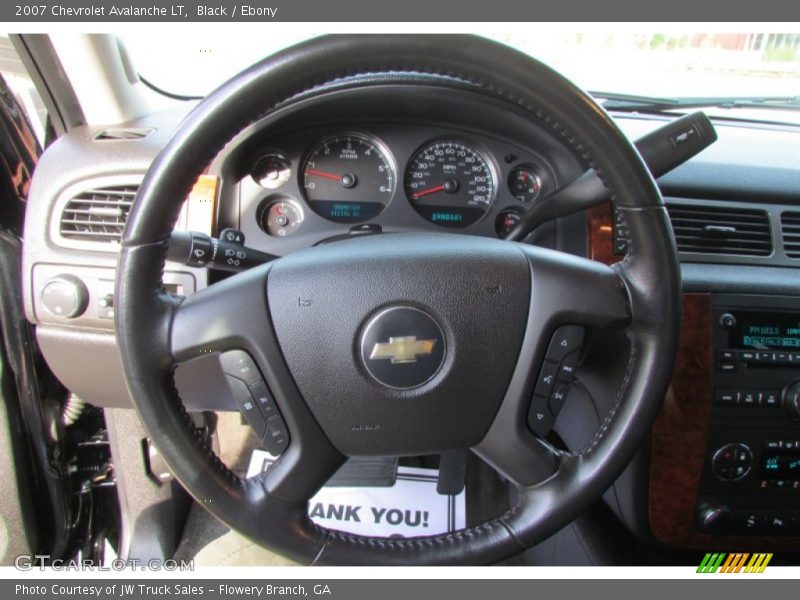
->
[225,375,266,439]
[527,395,554,437]
[546,325,584,363]
[262,415,289,454]
[534,361,559,397]
[219,350,263,385]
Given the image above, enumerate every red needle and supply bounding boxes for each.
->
[306,169,341,182]
[412,184,446,200]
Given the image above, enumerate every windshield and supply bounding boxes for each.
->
[118,30,800,122]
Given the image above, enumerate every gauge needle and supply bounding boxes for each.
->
[306,168,342,181]
[412,184,446,200]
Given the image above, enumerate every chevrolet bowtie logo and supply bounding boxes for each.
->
[369,336,437,364]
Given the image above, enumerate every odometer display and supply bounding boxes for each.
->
[404,140,495,228]
[302,135,394,223]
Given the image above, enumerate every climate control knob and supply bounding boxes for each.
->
[697,504,736,536]
[41,275,88,319]
[782,380,800,421]
[711,442,752,482]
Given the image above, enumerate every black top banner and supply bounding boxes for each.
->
[2,0,797,22]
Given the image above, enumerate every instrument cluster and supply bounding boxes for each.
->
[238,126,557,246]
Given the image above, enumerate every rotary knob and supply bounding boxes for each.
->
[782,380,800,421]
[41,275,88,319]
[697,504,736,536]
[711,442,752,482]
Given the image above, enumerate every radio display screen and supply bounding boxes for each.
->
[761,444,800,480]
[733,314,800,350]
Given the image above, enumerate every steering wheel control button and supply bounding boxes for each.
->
[549,385,570,416]
[41,275,89,318]
[263,415,289,455]
[533,361,559,397]
[527,395,555,437]
[360,306,446,389]
[557,352,579,382]
[546,325,585,363]
[712,443,753,482]
[249,381,278,417]
[219,350,262,386]
[225,375,267,439]
[220,350,290,454]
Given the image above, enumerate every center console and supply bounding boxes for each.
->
[695,295,800,537]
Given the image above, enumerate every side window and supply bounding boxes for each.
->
[0,34,47,147]
[0,34,45,232]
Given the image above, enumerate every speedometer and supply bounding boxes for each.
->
[404,140,495,228]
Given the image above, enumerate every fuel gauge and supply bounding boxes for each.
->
[260,196,304,237]
[508,166,543,203]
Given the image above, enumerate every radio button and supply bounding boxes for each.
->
[740,350,756,362]
[716,390,736,405]
[756,351,776,364]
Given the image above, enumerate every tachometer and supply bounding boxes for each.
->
[404,140,495,227]
[301,134,394,223]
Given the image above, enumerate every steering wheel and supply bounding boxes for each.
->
[116,35,680,565]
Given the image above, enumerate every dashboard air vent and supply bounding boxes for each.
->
[781,212,800,258]
[93,127,153,141]
[666,204,772,256]
[59,185,138,244]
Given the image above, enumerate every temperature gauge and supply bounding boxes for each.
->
[508,166,542,203]
[260,196,304,237]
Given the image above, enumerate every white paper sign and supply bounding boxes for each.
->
[247,450,466,537]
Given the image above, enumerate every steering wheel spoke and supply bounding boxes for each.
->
[170,265,273,362]
[523,245,631,329]
[168,263,346,504]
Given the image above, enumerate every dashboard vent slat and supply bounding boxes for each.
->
[781,212,800,258]
[666,204,772,257]
[59,185,138,245]
[93,128,154,141]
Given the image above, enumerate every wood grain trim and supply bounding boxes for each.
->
[586,202,616,265]
[648,293,713,548]
[587,203,800,550]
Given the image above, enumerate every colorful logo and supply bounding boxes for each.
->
[697,552,773,573]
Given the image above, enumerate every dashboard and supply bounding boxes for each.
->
[19,80,800,553]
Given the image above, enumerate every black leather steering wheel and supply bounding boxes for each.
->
[116,34,681,565]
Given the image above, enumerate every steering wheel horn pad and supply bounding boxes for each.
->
[116,35,680,565]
